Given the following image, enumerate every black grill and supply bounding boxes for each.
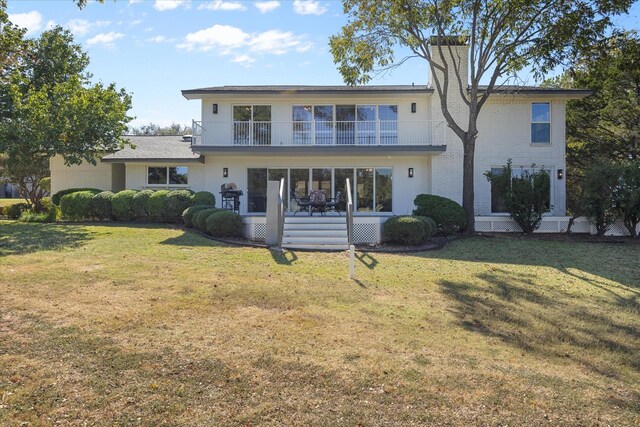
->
[220,184,243,213]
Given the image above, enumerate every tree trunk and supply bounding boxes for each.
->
[462,134,475,234]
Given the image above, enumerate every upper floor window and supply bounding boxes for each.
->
[147,166,188,186]
[291,104,397,145]
[531,102,550,144]
[233,105,271,146]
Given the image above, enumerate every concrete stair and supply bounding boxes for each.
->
[281,215,348,251]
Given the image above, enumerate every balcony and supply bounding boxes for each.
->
[190,120,447,155]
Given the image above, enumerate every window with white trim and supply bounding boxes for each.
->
[531,102,550,144]
[147,166,188,186]
[490,166,551,214]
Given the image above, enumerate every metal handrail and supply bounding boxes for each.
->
[346,178,353,246]
[277,178,285,248]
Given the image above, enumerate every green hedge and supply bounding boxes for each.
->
[112,190,138,221]
[131,189,155,220]
[146,190,170,222]
[191,191,216,207]
[193,208,220,232]
[205,210,243,237]
[166,190,194,223]
[19,205,58,223]
[183,205,213,228]
[416,216,436,239]
[413,194,466,234]
[383,216,427,245]
[5,202,30,220]
[52,188,101,205]
[92,191,114,220]
[60,191,96,221]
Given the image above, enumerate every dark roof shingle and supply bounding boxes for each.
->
[101,135,203,163]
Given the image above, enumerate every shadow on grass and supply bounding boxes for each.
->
[270,249,298,265]
[417,236,640,292]
[439,267,640,378]
[0,222,94,256]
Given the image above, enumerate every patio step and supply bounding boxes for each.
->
[281,215,349,251]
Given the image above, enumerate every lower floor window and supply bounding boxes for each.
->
[490,166,551,213]
[148,166,189,186]
[247,167,393,213]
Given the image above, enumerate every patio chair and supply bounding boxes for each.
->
[325,191,342,215]
[293,191,310,215]
[309,189,327,216]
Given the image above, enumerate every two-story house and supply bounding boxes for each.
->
[50,39,590,245]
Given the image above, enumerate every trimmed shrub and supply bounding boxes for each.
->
[5,202,30,220]
[206,210,243,237]
[39,177,51,193]
[131,189,155,220]
[383,216,427,245]
[92,191,115,220]
[413,194,466,234]
[416,216,437,240]
[166,189,194,223]
[183,205,213,228]
[60,191,96,221]
[146,190,170,222]
[191,191,216,207]
[193,208,220,232]
[112,190,138,221]
[19,205,58,223]
[52,188,101,205]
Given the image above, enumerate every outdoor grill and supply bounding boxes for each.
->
[220,183,243,213]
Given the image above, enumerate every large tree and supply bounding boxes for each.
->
[330,0,635,233]
[0,7,131,210]
[549,31,640,170]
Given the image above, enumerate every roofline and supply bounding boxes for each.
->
[476,87,592,98]
[191,145,446,156]
[101,157,205,164]
[182,86,434,99]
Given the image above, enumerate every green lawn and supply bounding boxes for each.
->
[1,221,639,426]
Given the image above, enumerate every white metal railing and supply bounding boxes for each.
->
[346,178,353,246]
[191,120,445,146]
[277,178,285,248]
[191,120,203,145]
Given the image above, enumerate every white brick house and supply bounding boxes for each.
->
[50,40,590,243]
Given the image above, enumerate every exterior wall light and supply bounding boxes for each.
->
[212,103,218,114]
[557,169,563,180]
[408,167,414,178]
[411,102,417,113]
[223,167,228,178]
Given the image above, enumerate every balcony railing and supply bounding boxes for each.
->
[191,120,445,147]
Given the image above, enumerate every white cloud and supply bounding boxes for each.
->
[178,24,314,61]
[8,11,42,35]
[232,54,255,65]
[129,0,143,3]
[248,30,310,55]
[129,19,144,26]
[45,20,56,31]
[66,19,111,37]
[66,19,91,36]
[292,0,326,15]
[177,24,248,53]
[153,0,189,11]
[147,35,176,43]
[198,1,246,11]
[87,32,125,47]
[254,1,280,13]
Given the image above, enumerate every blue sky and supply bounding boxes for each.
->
[6,0,640,128]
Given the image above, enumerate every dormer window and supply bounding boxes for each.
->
[531,102,550,144]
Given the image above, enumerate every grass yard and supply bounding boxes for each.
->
[1,221,639,426]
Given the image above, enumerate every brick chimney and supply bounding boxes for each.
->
[428,36,469,93]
